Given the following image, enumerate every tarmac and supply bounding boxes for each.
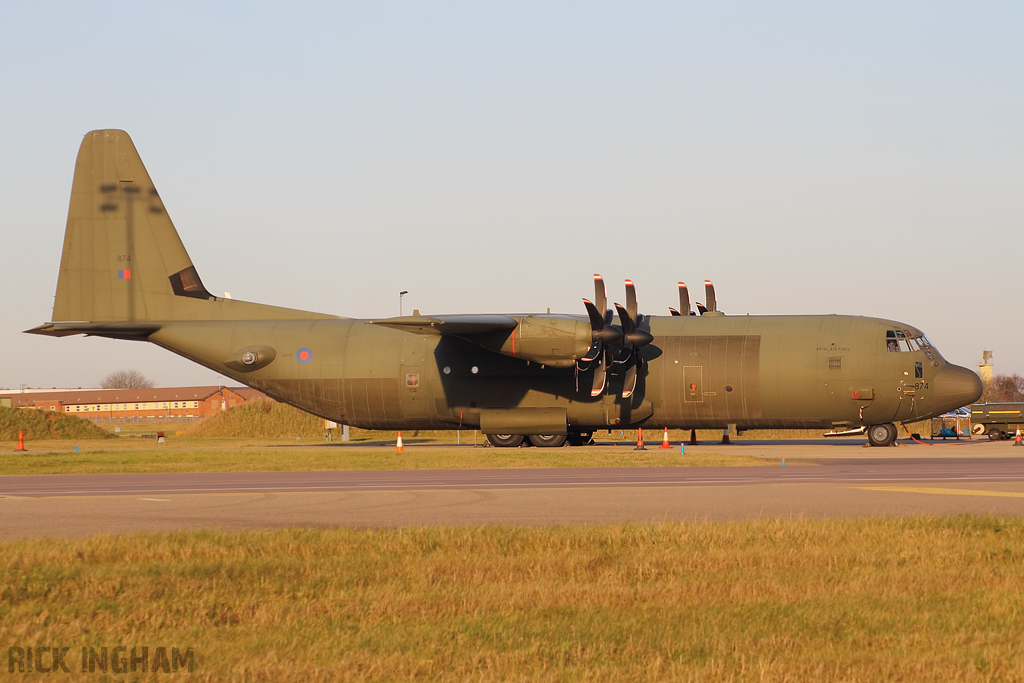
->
[1,438,1022,539]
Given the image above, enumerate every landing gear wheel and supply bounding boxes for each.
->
[867,423,898,447]
[487,433,525,448]
[528,434,567,448]
[988,430,1003,441]
[567,431,594,447]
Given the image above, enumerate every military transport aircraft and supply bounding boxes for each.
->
[28,130,983,447]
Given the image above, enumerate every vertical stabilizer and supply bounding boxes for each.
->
[49,130,332,324]
[54,130,207,322]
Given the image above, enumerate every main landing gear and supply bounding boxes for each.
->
[486,432,593,448]
[866,423,898,447]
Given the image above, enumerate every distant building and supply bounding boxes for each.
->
[0,386,271,421]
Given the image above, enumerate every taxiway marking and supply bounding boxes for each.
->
[855,486,1024,499]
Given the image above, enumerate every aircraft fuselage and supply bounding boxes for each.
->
[147,311,977,433]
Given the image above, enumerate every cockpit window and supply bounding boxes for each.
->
[886,330,931,353]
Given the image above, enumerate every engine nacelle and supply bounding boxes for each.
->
[487,316,592,368]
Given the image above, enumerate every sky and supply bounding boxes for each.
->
[1,1,1021,389]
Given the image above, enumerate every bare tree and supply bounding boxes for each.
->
[981,374,1024,403]
[100,370,155,389]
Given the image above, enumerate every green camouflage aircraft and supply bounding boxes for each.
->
[28,130,983,447]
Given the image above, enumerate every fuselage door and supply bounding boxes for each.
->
[684,366,703,403]
[400,340,431,421]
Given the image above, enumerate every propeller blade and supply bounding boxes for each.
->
[704,280,716,313]
[593,274,607,321]
[582,298,604,331]
[624,280,637,323]
[614,303,635,334]
[668,307,681,317]
[696,302,708,315]
[580,338,603,363]
[614,339,630,362]
[678,282,691,316]
[590,348,607,397]
[621,358,639,398]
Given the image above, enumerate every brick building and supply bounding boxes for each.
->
[0,386,269,421]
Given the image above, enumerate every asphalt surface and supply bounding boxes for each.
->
[2,443,1023,538]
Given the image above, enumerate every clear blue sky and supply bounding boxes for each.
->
[2,1,1021,388]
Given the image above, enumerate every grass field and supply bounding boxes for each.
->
[0,442,767,476]
[2,517,1022,681]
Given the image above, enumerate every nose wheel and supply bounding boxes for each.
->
[867,423,898,447]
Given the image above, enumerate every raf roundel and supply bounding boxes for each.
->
[296,347,313,364]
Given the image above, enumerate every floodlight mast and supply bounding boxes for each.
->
[399,291,409,316]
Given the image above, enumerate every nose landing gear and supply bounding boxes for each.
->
[867,423,898,447]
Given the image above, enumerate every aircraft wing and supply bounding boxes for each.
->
[365,315,518,336]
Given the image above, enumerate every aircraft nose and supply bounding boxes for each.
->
[932,364,983,413]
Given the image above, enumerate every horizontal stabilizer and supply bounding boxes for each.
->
[25,321,162,341]
[366,315,518,336]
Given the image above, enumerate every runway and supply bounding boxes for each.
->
[1,449,1023,538]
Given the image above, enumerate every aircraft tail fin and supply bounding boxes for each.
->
[49,130,332,324]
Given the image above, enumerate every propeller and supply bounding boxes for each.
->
[704,280,717,313]
[579,275,620,396]
[671,281,719,316]
[669,282,691,316]
[612,281,653,398]
[577,275,651,398]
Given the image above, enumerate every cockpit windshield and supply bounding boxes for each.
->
[886,329,932,354]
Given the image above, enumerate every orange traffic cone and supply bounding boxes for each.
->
[634,428,647,451]
[659,427,671,449]
[721,427,731,445]
[689,429,698,445]
[396,431,404,452]
[1014,426,1022,447]
[16,430,25,452]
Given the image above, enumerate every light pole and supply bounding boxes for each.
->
[399,291,408,316]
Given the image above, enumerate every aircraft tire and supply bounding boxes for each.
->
[528,434,567,448]
[867,423,898,447]
[487,433,525,448]
[988,430,1003,441]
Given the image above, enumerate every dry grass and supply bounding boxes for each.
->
[0,443,766,476]
[183,401,325,438]
[0,407,113,442]
[2,517,1023,681]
